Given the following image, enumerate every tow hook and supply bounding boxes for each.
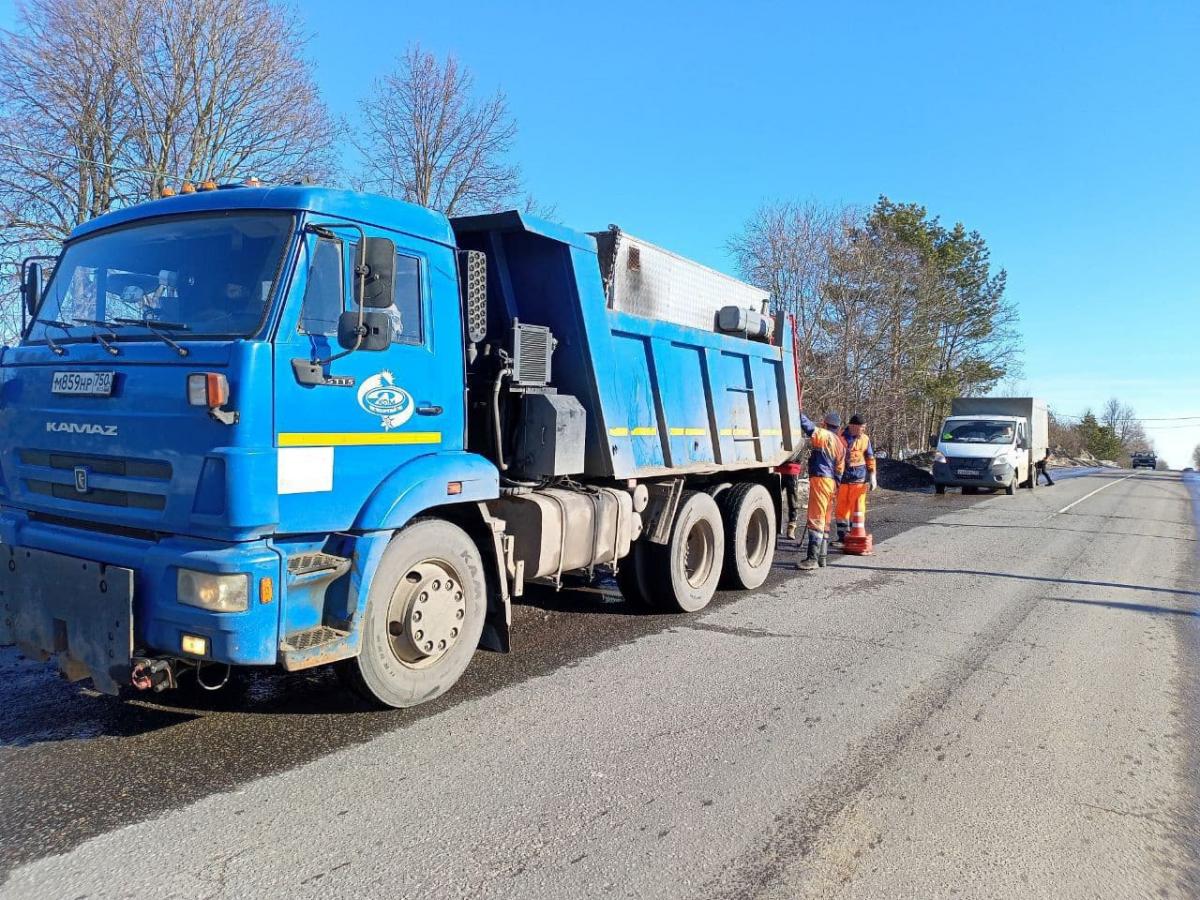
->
[131,657,177,692]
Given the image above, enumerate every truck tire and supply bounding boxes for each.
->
[717,482,776,590]
[649,490,725,613]
[1005,478,1016,496]
[614,540,655,608]
[340,519,486,709]
[935,484,946,495]
[963,486,978,495]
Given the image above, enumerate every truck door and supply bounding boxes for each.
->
[273,229,464,534]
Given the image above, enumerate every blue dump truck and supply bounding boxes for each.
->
[0,185,802,707]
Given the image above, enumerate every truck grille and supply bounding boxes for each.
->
[18,449,171,512]
[944,457,988,471]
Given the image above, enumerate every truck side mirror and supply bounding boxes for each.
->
[459,249,487,342]
[353,238,396,308]
[338,310,391,351]
[21,261,43,316]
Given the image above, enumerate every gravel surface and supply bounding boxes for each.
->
[1,471,1196,899]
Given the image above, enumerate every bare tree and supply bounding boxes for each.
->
[357,45,521,216]
[0,0,336,343]
[1100,397,1149,453]
[123,0,337,196]
[728,201,853,396]
[1192,443,1200,469]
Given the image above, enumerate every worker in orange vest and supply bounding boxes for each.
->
[832,414,877,546]
[797,412,846,572]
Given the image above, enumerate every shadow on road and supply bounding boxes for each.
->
[1046,596,1199,617]
[835,563,1200,599]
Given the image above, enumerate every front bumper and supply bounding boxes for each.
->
[0,511,281,693]
[932,461,1014,487]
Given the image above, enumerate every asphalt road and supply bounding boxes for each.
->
[1,469,1196,899]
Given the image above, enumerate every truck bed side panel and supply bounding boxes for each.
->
[452,213,801,480]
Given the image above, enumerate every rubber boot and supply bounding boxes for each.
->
[785,522,798,540]
[797,534,820,572]
[831,526,847,547]
[817,537,829,568]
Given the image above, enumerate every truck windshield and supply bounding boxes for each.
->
[942,420,1016,444]
[25,212,294,345]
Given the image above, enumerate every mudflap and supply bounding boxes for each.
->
[0,546,134,695]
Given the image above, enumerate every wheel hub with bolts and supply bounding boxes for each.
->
[386,561,466,668]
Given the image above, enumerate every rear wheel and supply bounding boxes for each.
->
[718,482,776,590]
[614,540,655,608]
[339,519,486,708]
[649,490,725,613]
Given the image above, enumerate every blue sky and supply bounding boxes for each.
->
[3,1,1198,464]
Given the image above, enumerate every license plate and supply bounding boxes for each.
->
[52,371,114,396]
[956,469,979,477]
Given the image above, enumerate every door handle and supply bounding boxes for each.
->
[416,404,443,416]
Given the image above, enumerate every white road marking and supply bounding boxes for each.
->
[1051,473,1136,517]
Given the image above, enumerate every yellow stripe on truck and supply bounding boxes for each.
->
[609,426,659,437]
[279,432,442,447]
[668,427,707,436]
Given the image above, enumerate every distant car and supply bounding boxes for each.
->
[1131,453,1157,470]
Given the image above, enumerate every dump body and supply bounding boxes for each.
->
[452,212,802,480]
[934,397,1048,491]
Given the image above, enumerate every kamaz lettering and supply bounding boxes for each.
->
[46,421,118,436]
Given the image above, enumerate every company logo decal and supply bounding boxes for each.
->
[356,370,414,431]
[74,466,89,493]
[46,421,118,436]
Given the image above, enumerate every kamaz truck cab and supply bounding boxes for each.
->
[0,185,501,701]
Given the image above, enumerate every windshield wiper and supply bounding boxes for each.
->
[34,318,74,356]
[72,318,123,356]
[113,317,190,357]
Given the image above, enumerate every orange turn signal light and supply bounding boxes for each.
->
[187,372,230,408]
[259,577,274,605]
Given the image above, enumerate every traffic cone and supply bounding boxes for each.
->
[841,509,873,555]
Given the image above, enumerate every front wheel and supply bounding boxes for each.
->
[1004,479,1016,496]
[340,519,487,708]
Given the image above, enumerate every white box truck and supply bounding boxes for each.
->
[932,397,1049,495]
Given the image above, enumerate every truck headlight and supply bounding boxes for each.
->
[178,570,249,612]
[933,451,946,463]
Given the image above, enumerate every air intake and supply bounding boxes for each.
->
[512,322,555,386]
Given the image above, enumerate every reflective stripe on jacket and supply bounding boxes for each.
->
[800,413,846,480]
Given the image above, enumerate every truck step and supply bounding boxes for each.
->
[287,552,351,578]
[280,625,350,653]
